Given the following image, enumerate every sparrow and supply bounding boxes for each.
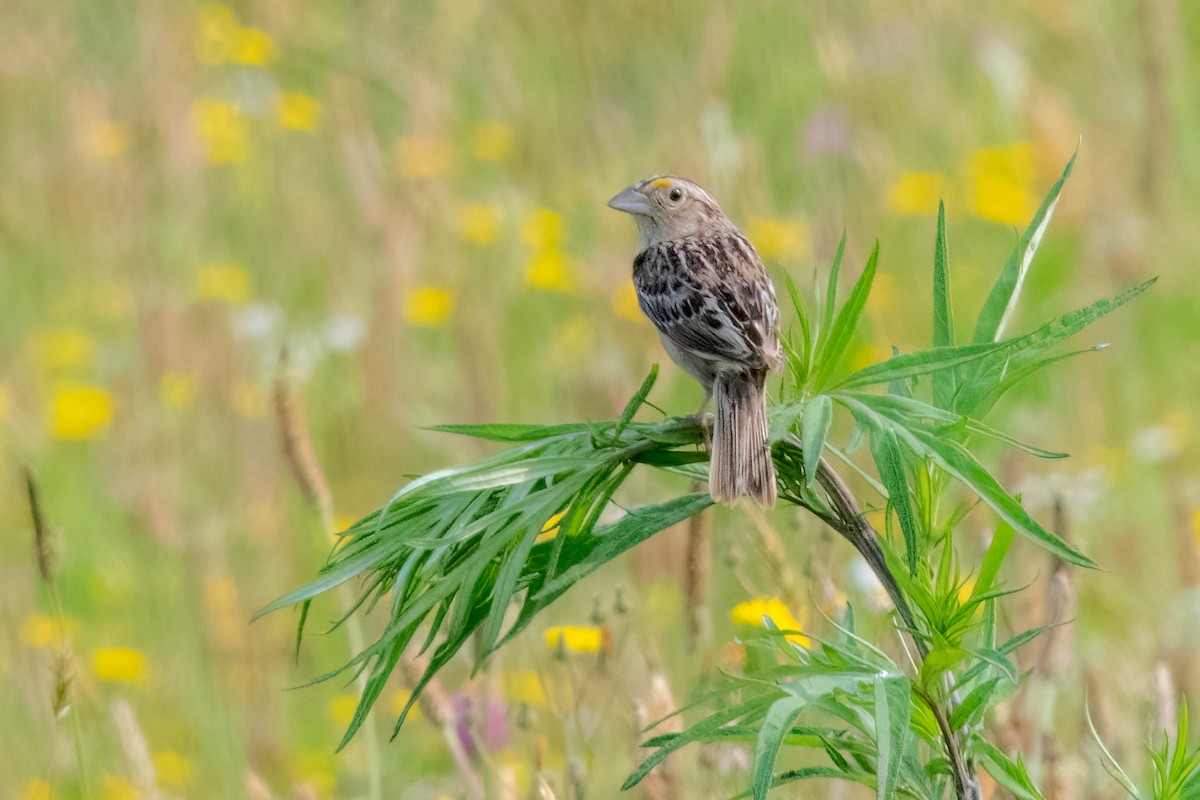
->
[609,176,782,505]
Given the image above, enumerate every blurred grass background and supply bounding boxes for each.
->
[1,0,1198,797]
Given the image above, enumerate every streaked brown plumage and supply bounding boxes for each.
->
[609,176,782,505]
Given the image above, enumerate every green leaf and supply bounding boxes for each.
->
[874,675,912,800]
[842,391,1067,458]
[840,396,1094,567]
[919,646,968,689]
[801,395,833,490]
[909,428,1093,567]
[624,694,782,790]
[427,422,592,442]
[818,231,848,352]
[932,201,956,409]
[614,364,659,438]
[973,519,1015,599]
[867,426,919,575]
[972,151,1076,345]
[784,272,813,387]
[957,278,1156,416]
[949,676,1003,731]
[505,493,714,647]
[731,767,877,799]
[753,695,808,800]
[814,243,878,390]
[975,740,1047,800]
[837,342,1009,391]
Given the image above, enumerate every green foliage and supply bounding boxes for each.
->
[1090,699,1200,799]
[259,156,1153,797]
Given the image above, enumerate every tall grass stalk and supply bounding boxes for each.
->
[24,468,93,800]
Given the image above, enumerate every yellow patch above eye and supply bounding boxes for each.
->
[649,178,672,190]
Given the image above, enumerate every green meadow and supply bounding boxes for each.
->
[2,1,1199,797]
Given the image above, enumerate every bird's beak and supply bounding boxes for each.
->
[608,185,652,216]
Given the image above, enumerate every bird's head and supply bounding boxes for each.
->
[608,176,728,248]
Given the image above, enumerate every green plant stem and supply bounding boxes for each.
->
[784,434,925,657]
[918,686,981,800]
[788,437,981,799]
[51,582,93,800]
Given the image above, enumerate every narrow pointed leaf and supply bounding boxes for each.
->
[867,426,919,575]
[819,231,848,351]
[957,278,1155,416]
[874,675,911,800]
[932,201,957,409]
[753,695,808,800]
[837,342,1008,390]
[972,151,1076,345]
[801,394,833,489]
[815,243,878,389]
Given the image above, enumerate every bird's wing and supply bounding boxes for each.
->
[634,235,780,370]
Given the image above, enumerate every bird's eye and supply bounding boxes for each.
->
[668,188,684,202]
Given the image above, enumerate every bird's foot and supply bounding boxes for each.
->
[685,411,714,449]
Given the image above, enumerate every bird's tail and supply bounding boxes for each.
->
[710,370,777,506]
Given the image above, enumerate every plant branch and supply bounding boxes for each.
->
[782,435,982,799]
[918,686,981,800]
[781,434,926,658]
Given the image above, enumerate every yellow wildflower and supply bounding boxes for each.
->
[291,750,335,795]
[888,172,947,216]
[956,577,977,605]
[23,613,80,647]
[403,286,455,326]
[967,143,1034,225]
[35,328,95,370]
[159,373,196,410]
[93,648,147,683]
[194,263,252,304]
[504,670,547,706]
[21,779,55,800]
[543,625,605,654]
[329,693,359,727]
[230,27,275,66]
[524,250,576,292]
[537,511,566,544]
[730,596,809,647]
[276,91,321,132]
[99,775,139,800]
[1191,509,1200,552]
[388,689,424,721]
[612,282,642,322]
[78,119,129,162]
[50,382,114,440]
[190,98,248,164]
[457,202,501,244]
[196,3,239,64]
[471,120,514,162]
[231,382,268,418]
[153,751,193,791]
[747,217,808,261]
[395,136,451,179]
[521,208,564,249]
